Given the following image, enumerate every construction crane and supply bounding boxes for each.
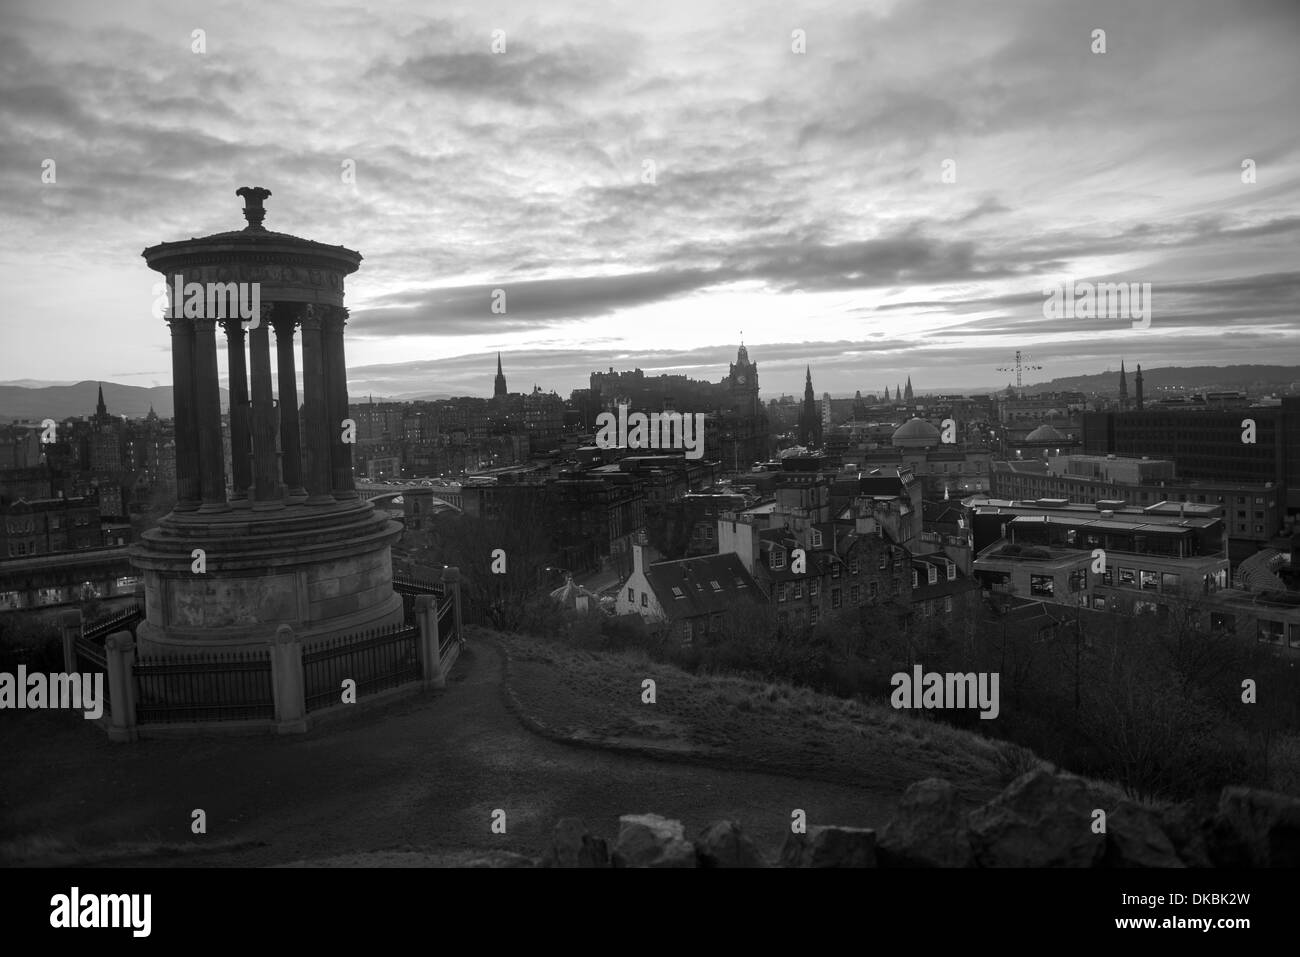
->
[997,350,1043,390]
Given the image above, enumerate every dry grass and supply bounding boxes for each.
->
[498,630,1054,804]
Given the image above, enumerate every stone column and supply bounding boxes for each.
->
[105,631,138,743]
[269,624,307,734]
[221,319,252,505]
[167,318,201,510]
[248,304,283,508]
[60,609,82,672]
[192,318,229,512]
[415,594,444,688]
[299,305,335,505]
[272,306,307,502]
[323,307,358,499]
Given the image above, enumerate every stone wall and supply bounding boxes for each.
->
[503,770,1300,867]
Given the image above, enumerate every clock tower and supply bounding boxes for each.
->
[728,343,760,417]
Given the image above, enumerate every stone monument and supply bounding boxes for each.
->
[130,188,403,654]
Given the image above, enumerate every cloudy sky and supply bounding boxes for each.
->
[1,0,1297,401]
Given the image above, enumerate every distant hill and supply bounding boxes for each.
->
[1022,365,1300,395]
[0,381,227,421]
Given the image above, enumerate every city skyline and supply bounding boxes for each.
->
[2,0,1298,398]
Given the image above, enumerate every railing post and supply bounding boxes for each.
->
[442,566,463,643]
[105,631,138,743]
[270,624,307,733]
[416,595,443,688]
[60,609,82,672]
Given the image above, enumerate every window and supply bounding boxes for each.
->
[943,596,952,613]
[1030,574,1054,597]
[671,586,685,599]
[1069,568,1087,592]
[1119,567,1136,586]
[793,582,803,599]
[770,548,785,569]
[850,585,860,604]
[641,592,648,607]
[1289,623,1300,650]
[912,570,919,588]
[878,552,887,570]
[869,581,878,600]
[1092,596,1107,610]
[927,566,937,585]
[777,583,788,602]
[849,559,859,576]
[809,580,819,597]
[947,564,956,582]
[1257,620,1284,645]
[832,588,842,609]
[811,528,823,548]
[832,564,841,579]
[1140,570,1159,591]
[1134,600,1158,616]
[810,607,819,625]
[710,580,722,592]
[1101,568,1113,586]
[1160,572,1181,591]
[628,587,634,602]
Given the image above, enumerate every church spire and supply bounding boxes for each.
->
[493,352,508,399]
[96,382,107,418]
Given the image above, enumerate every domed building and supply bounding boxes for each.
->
[848,416,992,497]
[1014,422,1076,459]
[892,417,942,449]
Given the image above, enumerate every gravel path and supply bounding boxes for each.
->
[1,640,894,866]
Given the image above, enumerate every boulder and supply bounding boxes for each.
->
[1213,787,1300,867]
[1157,800,1214,868]
[613,814,697,868]
[695,820,768,868]
[779,826,877,868]
[542,817,610,868]
[1103,800,1184,868]
[878,778,975,867]
[967,768,1104,867]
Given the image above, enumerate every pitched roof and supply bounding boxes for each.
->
[643,552,765,620]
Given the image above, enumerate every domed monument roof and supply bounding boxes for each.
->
[1025,424,1065,443]
[892,417,941,448]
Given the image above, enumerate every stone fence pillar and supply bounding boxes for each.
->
[415,595,444,688]
[60,609,82,672]
[105,631,138,743]
[442,567,464,643]
[270,624,307,733]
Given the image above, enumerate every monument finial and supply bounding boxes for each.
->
[235,186,272,230]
